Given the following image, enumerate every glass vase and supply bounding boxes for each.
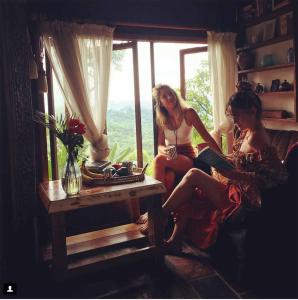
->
[61,152,82,196]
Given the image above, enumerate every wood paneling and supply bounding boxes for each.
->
[27,0,237,33]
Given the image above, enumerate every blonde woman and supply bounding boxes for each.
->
[138,84,220,225]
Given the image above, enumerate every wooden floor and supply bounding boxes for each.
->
[16,242,261,298]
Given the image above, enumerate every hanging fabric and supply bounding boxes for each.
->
[40,22,114,161]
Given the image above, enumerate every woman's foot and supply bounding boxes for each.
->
[163,239,183,254]
[136,212,148,224]
[140,221,149,234]
[139,215,168,235]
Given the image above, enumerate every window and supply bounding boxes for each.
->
[43,39,211,179]
[180,46,213,144]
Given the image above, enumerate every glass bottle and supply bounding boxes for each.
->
[61,152,82,196]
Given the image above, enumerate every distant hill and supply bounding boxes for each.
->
[106,104,154,157]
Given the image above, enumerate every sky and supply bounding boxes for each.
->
[49,41,209,114]
[108,41,208,108]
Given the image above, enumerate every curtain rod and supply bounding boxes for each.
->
[114,21,209,31]
[30,13,209,32]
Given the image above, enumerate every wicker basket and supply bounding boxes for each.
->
[83,171,145,187]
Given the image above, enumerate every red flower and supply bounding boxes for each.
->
[68,118,86,135]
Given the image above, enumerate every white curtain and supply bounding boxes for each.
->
[207,31,237,151]
[41,22,114,161]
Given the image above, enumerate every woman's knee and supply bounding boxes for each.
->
[153,154,168,169]
[183,168,203,185]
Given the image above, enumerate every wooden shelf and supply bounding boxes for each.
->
[237,34,293,52]
[238,63,294,75]
[243,4,293,28]
[43,223,146,261]
[263,117,296,123]
[259,91,295,97]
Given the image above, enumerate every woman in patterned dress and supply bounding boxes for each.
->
[142,84,288,250]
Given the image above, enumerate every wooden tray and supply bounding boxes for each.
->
[83,171,145,187]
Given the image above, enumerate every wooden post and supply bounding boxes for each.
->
[147,195,164,265]
[147,195,163,246]
[51,213,67,277]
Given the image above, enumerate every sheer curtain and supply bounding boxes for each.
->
[207,31,237,151]
[40,22,114,161]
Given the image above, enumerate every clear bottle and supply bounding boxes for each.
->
[61,152,82,196]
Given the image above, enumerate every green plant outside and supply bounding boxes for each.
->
[48,60,213,179]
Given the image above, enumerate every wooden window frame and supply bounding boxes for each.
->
[45,54,59,180]
[43,40,209,178]
[112,41,144,167]
[179,46,208,99]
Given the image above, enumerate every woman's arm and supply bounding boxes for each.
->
[157,127,167,155]
[219,168,256,183]
[186,108,222,153]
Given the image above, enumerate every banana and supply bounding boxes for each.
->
[82,173,95,184]
[81,162,104,179]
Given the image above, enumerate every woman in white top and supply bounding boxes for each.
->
[138,84,221,225]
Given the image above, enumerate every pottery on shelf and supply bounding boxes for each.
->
[237,51,254,70]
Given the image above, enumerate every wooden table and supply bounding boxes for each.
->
[39,176,166,279]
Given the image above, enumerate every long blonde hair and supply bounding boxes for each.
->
[152,84,188,129]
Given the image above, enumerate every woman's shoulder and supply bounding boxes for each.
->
[184,108,199,124]
[250,127,271,151]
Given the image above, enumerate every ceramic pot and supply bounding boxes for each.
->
[237,51,254,70]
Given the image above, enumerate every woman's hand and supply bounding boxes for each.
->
[158,145,168,156]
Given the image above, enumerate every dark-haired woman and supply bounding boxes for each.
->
[142,87,288,250]
[137,84,220,225]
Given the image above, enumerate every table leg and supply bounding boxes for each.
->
[51,212,67,277]
[126,198,140,222]
[147,194,163,246]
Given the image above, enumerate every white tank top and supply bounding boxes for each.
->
[164,118,193,146]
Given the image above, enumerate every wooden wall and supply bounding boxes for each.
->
[0,1,39,289]
[27,0,237,34]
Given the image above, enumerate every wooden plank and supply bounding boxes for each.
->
[238,63,294,75]
[46,55,59,181]
[132,41,143,168]
[67,223,141,244]
[43,224,146,261]
[259,91,295,97]
[67,246,157,276]
[236,34,293,52]
[150,42,158,156]
[180,50,185,99]
[39,175,166,214]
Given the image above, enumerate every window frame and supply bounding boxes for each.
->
[43,37,209,179]
[179,46,208,99]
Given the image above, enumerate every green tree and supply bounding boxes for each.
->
[112,50,125,71]
[185,59,213,145]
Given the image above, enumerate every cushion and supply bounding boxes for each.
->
[266,129,298,161]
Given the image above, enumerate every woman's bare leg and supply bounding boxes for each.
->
[140,168,227,235]
[163,168,228,215]
[164,169,176,199]
[153,154,194,184]
[166,214,188,249]
[137,155,192,225]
